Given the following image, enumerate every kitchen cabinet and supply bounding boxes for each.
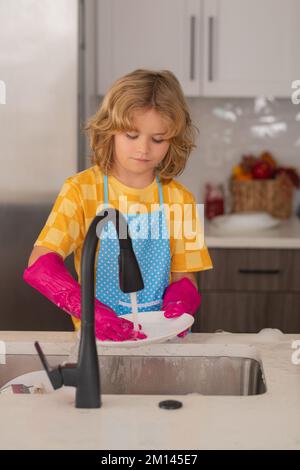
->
[96,0,203,96]
[96,0,299,98]
[202,0,300,97]
[193,248,300,333]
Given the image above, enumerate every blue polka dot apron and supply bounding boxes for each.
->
[95,174,171,316]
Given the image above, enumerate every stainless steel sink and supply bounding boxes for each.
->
[1,354,266,396]
[99,355,266,396]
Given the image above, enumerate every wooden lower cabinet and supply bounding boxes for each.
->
[194,247,300,333]
[192,292,300,333]
[198,248,300,293]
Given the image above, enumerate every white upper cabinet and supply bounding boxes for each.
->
[96,0,299,97]
[96,0,203,96]
[202,0,300,97]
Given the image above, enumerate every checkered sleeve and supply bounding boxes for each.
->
[34,179,85,259]
[170,191,213,273]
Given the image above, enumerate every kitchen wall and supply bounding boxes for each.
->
[178,97,300,211]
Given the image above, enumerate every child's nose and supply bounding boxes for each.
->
[137,137,150,154]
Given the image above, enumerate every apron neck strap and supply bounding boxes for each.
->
[103,174,109,207]
[156,175,164,207]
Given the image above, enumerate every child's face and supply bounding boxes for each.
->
[112,108,170,178]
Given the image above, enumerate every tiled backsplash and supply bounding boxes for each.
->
[178,97,300,212]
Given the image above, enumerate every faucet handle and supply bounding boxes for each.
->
[34,341,63,390]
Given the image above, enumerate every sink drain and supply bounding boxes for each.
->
[158,400,183,410]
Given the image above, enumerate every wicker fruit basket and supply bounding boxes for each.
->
[230,173,294,219]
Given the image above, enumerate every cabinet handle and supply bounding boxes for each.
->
[238,269,281,275]
[208,16,214,81]
[190,15,196,80]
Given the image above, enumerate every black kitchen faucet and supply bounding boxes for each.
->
[35,208,144,408]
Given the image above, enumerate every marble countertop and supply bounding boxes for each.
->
[205,216,300,249]
[0,330,300,450]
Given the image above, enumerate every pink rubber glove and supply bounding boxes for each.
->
[23,252,147,342]
[162,277,201,337]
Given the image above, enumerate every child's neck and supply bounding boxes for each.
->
[110,168,156,189]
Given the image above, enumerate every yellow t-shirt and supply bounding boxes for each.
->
[34,165,213,328]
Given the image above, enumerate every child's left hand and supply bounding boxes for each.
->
[162,277,201,337]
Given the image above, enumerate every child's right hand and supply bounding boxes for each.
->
[23,251,147,342]
[95,300,147,342]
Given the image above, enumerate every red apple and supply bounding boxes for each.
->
[252,160,274,179]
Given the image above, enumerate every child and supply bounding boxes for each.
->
[23,69,213,341]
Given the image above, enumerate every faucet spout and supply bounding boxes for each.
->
[96,207,144,293]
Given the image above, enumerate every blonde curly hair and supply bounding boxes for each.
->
[84,69,199,183]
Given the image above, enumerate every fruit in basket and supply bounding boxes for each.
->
[241,154,258,174]
[252,159,274,179]
[232,165,243,177]
[274,167,300,188]
[232,164,253,181]
[235,173,253,181]
[260,151,277,169]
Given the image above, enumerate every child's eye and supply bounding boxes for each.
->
[126,134,164,144]
[126,133,138,139]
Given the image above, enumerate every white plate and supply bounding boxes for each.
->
[93,311,194,348]
[211,211,282,233]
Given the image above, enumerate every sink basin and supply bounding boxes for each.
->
[99,355,266,395]
[1,354,266,396]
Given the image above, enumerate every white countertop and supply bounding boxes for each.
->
[0,330,300,450]
[205,216,300,249]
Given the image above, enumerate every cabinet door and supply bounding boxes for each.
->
[96,0,202,96]
[192,292,300,333]
[202,0,300,97]
[198,249,300,293]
